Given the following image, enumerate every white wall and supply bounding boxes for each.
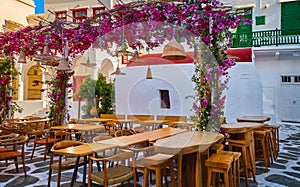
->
[115,64,195,117]
[254,49,300,123]
[225,62,263,123]
[0,0,35,31]
[221,0,281,31]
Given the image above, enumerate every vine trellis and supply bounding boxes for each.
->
[0,0,248,129]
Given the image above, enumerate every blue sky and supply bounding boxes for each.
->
[34,0,44,14]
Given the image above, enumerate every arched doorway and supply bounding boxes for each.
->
[99,58,114,82]
[27,65,42,100]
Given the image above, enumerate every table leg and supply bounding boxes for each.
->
[70,156,81,187]
[177,155,182,187]
[82,155,88,187]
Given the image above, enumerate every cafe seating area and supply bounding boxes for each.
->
[0,114,287,187]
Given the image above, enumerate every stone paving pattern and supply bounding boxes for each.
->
[0,123,300,187]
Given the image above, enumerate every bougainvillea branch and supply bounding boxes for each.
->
[0,0,248,129]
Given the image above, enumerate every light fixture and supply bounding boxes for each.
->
[57,57,70,71]
[162,39,187,60]
[57,38,71,71]
[129,49,144,63]
[34,36,60,65]
[81,57,97,67]
[17,50,26,63]
[146,65,152,79]
[111,65,125,75]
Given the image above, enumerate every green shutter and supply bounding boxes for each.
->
[256,16,265,25]
[281,1,300,34]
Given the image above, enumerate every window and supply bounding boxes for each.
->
[93,7,105,22]
[281,1,300,33]
[255,16,265,25]
[294,76,300,83]
[55,11,67,21]
[72,8,87,23]
[281,76,291,83]
[159,90,170,109]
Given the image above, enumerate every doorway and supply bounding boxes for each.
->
[281,75,300,122]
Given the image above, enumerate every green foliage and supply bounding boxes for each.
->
[0,57,22,123]
[76,76,96,116]
[95,73,114,114]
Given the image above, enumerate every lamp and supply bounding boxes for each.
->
[111,65,125,75]
[146,65,152,79]
[57,57,70,71]
[129,49,144,63]
[33,36,60,65]
[17,50,26,63]
[162,39,187,60]
[81,56,97,67]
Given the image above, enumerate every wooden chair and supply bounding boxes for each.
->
[0,135,28,176]
[114,129,136,137]
[48,140,85,187]
[88,149,137,187]
[127,115,154,123]
[157,115,187,127]
[31,129,65,160]
[220,150,242,187]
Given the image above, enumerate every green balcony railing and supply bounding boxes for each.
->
[231,28,300,48]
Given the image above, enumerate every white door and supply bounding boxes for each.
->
[281,75,300,122]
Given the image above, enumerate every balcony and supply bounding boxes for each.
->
[231,28,300,48]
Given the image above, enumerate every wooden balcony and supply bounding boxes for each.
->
[231,28,300,48]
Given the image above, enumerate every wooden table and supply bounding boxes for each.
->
[52,142,119,187]
[100,127,187,146]
[53,127,186,187]
[51,124,105,143]
[221,122,265,175]
[154,131,224,187]
[236,116,270,123]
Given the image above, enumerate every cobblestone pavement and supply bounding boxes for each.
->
[0,123,300,187]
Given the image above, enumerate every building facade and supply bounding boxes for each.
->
[221,0,300,123]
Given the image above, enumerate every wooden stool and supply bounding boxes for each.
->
[254,129,271,171]
[264,124,280,159]
[205,153,234,187]
[140,153,176,187]
[221,150,242,187]
[227,138,256,187]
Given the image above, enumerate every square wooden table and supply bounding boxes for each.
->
[154,131,224,187]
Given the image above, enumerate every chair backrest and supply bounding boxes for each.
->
[51,140,84,151]
[114,129,136,137]
[127,114,154,121]
[157,115,187,121]
[100,114,116,119]
[93,135,113,143]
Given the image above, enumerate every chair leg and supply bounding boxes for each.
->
[247,146,256,183]
[14,157,19,172]
[22,155,27,177]
[31,143,36,159]
[57,156,62,187]
[48,168,52,187]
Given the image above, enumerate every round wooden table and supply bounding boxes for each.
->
[221,122,265,175]
[236,116,270,123]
